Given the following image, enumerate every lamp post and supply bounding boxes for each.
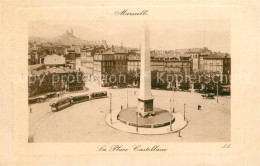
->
[217,82,219,103]
[110,93,112,124]
[184,104,186,121]
[136,112,139,133]
[127,86,129,108]
[172,88,175,113]
[169,98,172,131]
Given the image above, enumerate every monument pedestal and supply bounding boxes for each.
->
[138,97,154,117]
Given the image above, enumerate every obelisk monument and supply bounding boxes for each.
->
[138,23,154,117]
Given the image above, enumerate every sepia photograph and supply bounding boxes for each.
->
[1,1,260,165]
[28,19,231,143]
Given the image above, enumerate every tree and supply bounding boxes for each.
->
[151,70,167,89]
[127,70,135,86]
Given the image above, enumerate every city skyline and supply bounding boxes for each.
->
[29,20,230,53]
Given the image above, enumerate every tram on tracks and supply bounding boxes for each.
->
[49,97,72,112]
[71,94,90,104]
[49,91,107,112]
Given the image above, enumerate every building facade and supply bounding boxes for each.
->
[151,57,165,72]
[202,55,224,74]
[44,54,66,68]
[164,60,191,74]
[127,55,191,74]
[93,50,114,82]
[80,48,95,75]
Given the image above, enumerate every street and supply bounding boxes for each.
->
[29,83,230,142]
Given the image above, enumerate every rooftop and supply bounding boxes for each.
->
[44,54,66,65]
[31,67,76,75]
[203,54,225,59]
[114,47,128,54]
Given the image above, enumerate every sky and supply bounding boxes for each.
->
[29,20,230,53]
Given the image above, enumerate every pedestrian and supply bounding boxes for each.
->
[30,107,32,113]
[198,104,201,110]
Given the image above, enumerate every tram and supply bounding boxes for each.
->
[71,94,90,104]
[50,97,72,112]
[90,91,107,99]
[49,91,107,112]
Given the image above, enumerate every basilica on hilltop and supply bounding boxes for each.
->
[59,29,78,39]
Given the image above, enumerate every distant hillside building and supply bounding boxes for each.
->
[59,29,77,39]
[57,29,82,45]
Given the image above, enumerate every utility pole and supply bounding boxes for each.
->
[184,104,186,121]
[173,88,175,113]
[169,98,172,131]
[127,86,129,108]
[136,112,139,132]
[217,82,219,103]
[110,93,112,124]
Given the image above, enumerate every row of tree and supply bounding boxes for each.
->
[102,69,229,95]
[28,72,85,97]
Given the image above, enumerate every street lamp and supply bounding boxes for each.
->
[172,88,175,113]
[217,82,219,103]
[110,93,112,124]
[127,86,129,108]
[184,104,186,121]
[169,98,172,131]
[136,112,139,132]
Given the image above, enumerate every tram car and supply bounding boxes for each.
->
[71,93,90,104]
[49,91,107,112]
[28,95,47,104]
[90,91,107,99]
[50,97,72,112]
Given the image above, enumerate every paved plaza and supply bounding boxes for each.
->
[29,82,230,142]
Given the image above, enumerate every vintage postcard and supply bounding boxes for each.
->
[27,19,231,143]
[0,1,259,165]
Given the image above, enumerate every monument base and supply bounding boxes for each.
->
[137,98,154,117]
[117,107,175,128]
[106,107,188,135]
